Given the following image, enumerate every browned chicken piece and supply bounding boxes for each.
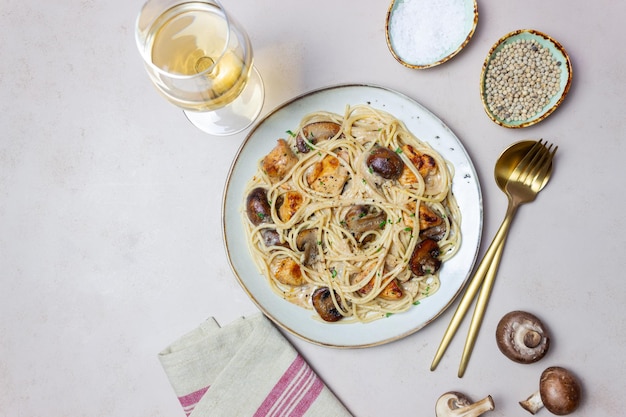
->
[398,144,438,186]
[306,154,349,194]
[277,191,304,222]
[418,204,444,230]
[379,279,403,300]
[402,201,443,230]
[270,257,304,286]
[262,139,299,183]
[352,265,404,300]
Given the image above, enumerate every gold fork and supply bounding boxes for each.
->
[431,140,557,376]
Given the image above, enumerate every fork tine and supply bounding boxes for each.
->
[509,139,545,182]
[530,145,557,189]
[519,142,553,185]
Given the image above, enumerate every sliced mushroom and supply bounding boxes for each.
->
[311,287,343,322]
[246,188,288,247]
[246,187,272,226]
[435,391,495,417]
[520,367,582,415]
[367,145,405,180]
[343,205,387,242]
[296,121,341,153]
[496,311,550,364]
[262,139,298,183]
[421,223,447,241]
[296,228,319,266]
[260,229,288,248]
[270,257,304,286]
[409,238,441,276]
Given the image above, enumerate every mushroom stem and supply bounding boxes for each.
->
[435,392,495,417]
[519,391,544,415]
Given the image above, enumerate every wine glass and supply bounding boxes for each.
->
[136,0,264,136]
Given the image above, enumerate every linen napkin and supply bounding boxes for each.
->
[158,313,353,417]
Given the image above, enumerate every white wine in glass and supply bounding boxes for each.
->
[136,0,264,136]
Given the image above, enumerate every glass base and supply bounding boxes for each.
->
[184,66,265,136]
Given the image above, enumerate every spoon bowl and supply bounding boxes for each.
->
[495,140,553,190]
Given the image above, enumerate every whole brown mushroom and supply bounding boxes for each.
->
[520,366,582,415]
[496,310,550,364]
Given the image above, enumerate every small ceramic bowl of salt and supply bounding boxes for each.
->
[386,0,478,69]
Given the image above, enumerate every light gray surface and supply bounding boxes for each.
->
[1,0,623,415]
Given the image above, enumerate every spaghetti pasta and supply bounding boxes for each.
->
[242,104,461,323]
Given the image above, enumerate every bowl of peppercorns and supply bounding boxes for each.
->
[480,29,572,128]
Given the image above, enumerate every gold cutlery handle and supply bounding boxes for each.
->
[457,203,519,376]
[430,203,517,372]
[457,243,504,377]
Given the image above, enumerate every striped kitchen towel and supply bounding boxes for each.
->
[158,313,353,417]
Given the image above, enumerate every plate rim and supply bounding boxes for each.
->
[222,83,483,348]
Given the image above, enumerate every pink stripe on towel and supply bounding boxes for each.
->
[253,355,324,417]
[178,386,210,416]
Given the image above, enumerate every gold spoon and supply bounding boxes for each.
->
[431,140,556,376]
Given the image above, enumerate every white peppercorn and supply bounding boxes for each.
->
[484,39,562,123]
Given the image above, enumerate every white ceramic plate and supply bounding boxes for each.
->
[222,84,482,348]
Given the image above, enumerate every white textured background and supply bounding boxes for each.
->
[1,0,624,415]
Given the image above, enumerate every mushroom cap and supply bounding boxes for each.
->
[495,310,550,364]
[540,366,582,415]
[311,287,343,322]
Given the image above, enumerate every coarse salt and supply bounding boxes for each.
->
[389,0,469,65]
